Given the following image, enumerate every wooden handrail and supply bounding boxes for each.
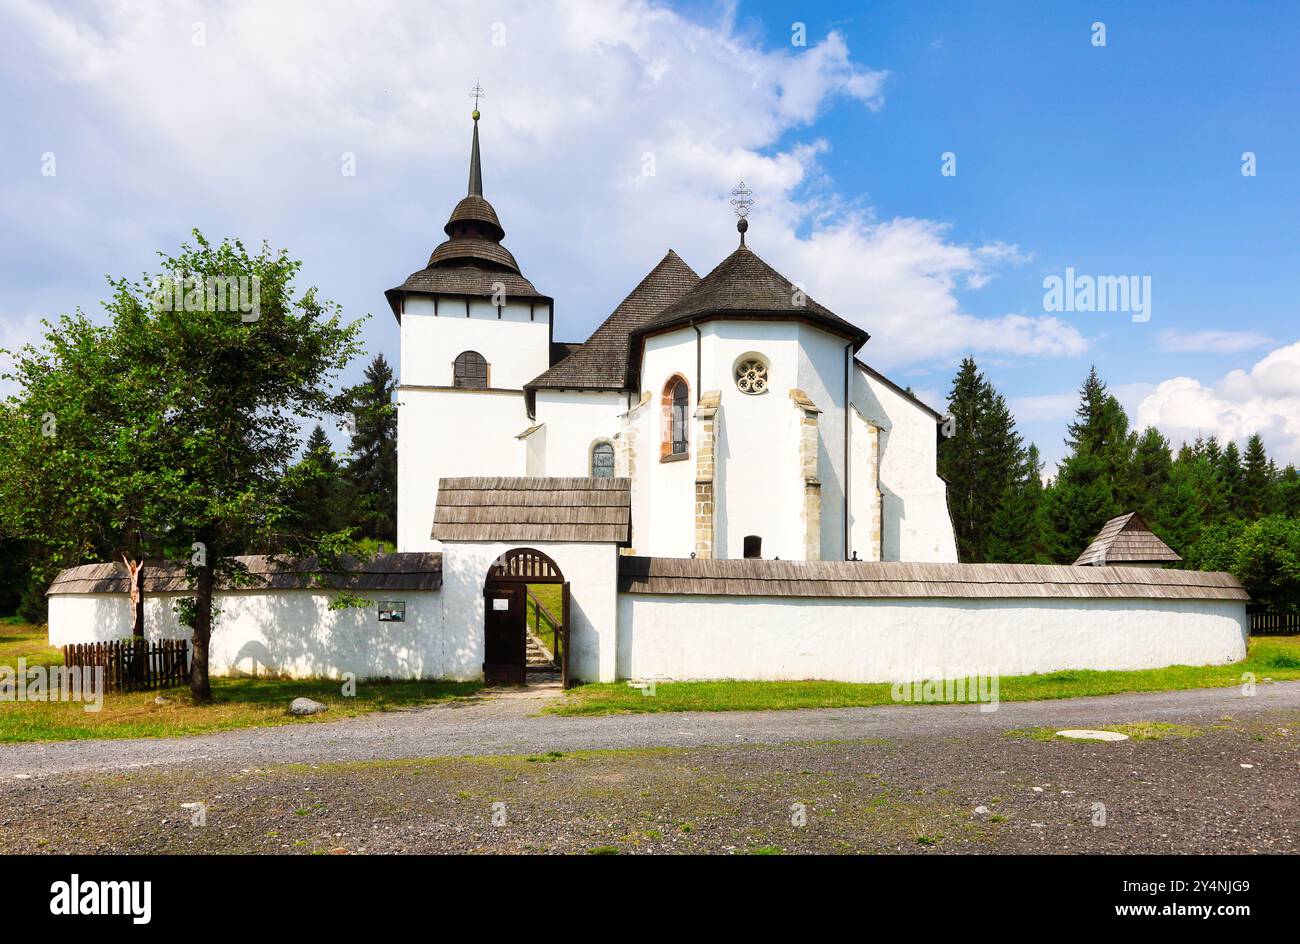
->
[525,589,562,632]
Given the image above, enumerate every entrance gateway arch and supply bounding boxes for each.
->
[482,547,571,687]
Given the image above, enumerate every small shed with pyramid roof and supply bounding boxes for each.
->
[1074,511,1182,567]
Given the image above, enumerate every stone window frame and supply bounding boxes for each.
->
[733,352,770,395]
[452,350,490,388]
[660,374,690,462]
[590,439,616,478]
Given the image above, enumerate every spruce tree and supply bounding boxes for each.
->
[986,443,1045,563]
[343,353,398,544]
[938,358,986,561]
[282,424,347,538]
[1126,426,1173,521]
[1155,458,1203,558]
[938,358,1028,562]
[1042,367,1130,562]
[1219,440,1245,517]
[1278,465,1300,518]
[1239,433,1272,519]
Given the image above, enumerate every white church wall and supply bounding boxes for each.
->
[440,541,621,683]
[533,389,627,477]
[396,387,528,552]
[400,296,551,390]
[853,367,958,563]
[700,321,806,560]
[796,325,851,560]
[522,423,546,476]
[636,329,699,557]
[848,407,883,561]
[48,590,458,680]
[615,593,1248,683]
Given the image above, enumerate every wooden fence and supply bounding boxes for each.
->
[63,638,190,692]
[1248,607,1300,635]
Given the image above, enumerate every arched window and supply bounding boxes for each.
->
[743,535,763,559]
[661,375,689,460]
[453,351,488,389]
[591,441,615,478]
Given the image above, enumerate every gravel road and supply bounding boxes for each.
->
[3,683,1297,854]
[3,680,1298,779]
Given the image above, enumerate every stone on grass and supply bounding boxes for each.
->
[1056,729,1129,742]
[154,695,171,706]
[290,697,328,716]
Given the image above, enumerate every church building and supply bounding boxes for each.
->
[46,107,1249,690]
[387,109,959,565]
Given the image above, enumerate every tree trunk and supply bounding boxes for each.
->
[189,563,215,704]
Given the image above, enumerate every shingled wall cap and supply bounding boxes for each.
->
[632,244,869,350]
[49,553,443,595]
[619,556,1245,601]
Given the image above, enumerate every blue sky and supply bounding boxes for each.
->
[2,0,1297,469]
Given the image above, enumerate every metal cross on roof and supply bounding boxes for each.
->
[470,80,486,111]
[730,179,754,219]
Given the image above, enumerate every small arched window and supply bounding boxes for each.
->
[661,375,689,460]
[591,441,615,478]
[453,350,488,389]
[743,535,763,559]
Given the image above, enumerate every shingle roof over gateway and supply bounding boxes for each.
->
[48,554,443,595]
[527,250,701,392]
[617,557,1246,601]
[1074,512,1182,566]
[432,477,632,543]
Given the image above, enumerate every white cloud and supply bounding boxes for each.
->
[1136,340,1300,463]
[1010,392,1078,423]
[1156,329,1274,354]
[0,0,1084,375]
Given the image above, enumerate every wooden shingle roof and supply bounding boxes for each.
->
[1074,512,1182,566]
[386,114,548,319]
[432,477,632,543]
[618,557,1245,601]
[48,553,443,595]
[527,250,700,393]
[633,245,869,350]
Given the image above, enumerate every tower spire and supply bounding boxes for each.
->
[468,80,485,196]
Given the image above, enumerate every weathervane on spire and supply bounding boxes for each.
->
[470,79,486,120]
[731,178,754,246]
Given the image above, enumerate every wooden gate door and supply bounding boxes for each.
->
[483,582,526,685]
[561,581,572,689]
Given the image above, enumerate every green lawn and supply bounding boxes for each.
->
[525,583,563,659]
[0,622,481,743]
[545,634,1300,716]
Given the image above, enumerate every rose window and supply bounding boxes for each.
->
[735,358,768,394]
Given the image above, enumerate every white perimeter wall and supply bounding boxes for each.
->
[616,594,1248,682]
[48,590,462,680]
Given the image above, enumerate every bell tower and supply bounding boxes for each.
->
[387,90,554,551]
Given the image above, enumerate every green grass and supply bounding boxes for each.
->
[545,635,1300,716]
[525,583,563,659]
[0,622,481,742]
